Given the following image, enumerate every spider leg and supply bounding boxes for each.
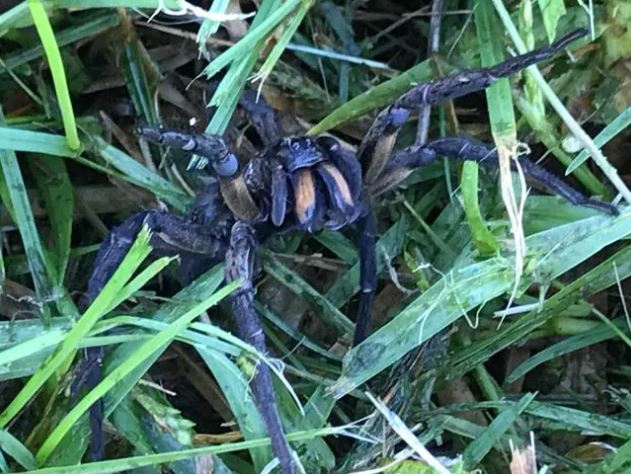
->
[239,89,283,145]
[379,136,618,215]
[271,159,290,227]
[77,210,227,461]
[359,28,587,184]
[139,127,261,221]
[353,209,378,345]
[225,222,296,474]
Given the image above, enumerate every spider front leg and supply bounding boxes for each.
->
[359,28,587,184]
[225,222,296,474]
[139,127,262,221]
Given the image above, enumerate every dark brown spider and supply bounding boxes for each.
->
[78,28,616,474]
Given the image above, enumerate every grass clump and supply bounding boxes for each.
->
[0,1,630,473]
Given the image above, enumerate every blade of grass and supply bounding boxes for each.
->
[506,318,627,383]
[475,0,523,292]
[2,11,120,73]
[35,280,239,463]
[262,252,354,335]
[0,2,31,37]
[203,0,284,140]
[450,240,631,378]
[253,0,314,84]
[201,0,300,81]
[196,0,231,54]
[325,216,409,307]
[367,392,451,474]
[308,60,432,135]
[462,393,536,468]
[29,156,73,284]
[567,105,631,174]
[0,127,75,156]
[332,211,626,397]
[461,161,499,256]
[0,227,153,429]
[490,0,631,203]
[28,0,80,150]
[0,428,35,470]
[44,266,225,463]
[0,113,54,321]
[426,400,631,438]
[538,0,566,42]
[95,138,191,211]
[25,426,343,474]
[196,349,272,470]
[121,30,160,127]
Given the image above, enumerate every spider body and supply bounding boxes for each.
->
[79,29,617,474]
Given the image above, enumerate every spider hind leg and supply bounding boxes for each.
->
[359,29,588,187]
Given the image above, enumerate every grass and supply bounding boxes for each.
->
[0,1,630,473]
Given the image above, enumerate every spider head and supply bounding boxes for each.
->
[276,137,327,171]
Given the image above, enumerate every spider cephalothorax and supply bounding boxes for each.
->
[79,28,617,474]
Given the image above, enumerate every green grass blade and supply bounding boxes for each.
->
[0,227,152,430]
[35,280,238,464]
[2,11,119,72]
[29,156,73,283]
[196,0,231,54]
[0,330,65,368]
[28,0,80,150]
[537,0,566,42]
[255,0,314,82]
[0,127,75,156]
[202,0,300,80]
[121,37,160,126]
[332,211,626,397]
[25,426,342,474]
[95,138,191,211]
[460,161,499,255]
[263,253,354,334]
[462,393,536,468]
[506,318,627,383]
[325,217,408,307]
[308,60,432,135]
[0,118,54,321]
[0,428,35,470]
[490,0,631,203]
[567,105,631,174]
[196,349,272,471]
[451,238,631,378]
[204,0,283,138]
[0,2,31,37]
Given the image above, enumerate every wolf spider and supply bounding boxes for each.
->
[80,28,616,473]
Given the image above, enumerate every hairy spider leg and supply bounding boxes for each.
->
[353,210,378,345]
[77,210,227,461]
[238,89,283,145]
[358,28,587,185]
[225,222,297,474]
[139,127,262,221]
[350,28,595,345]
[383,136,618,214]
